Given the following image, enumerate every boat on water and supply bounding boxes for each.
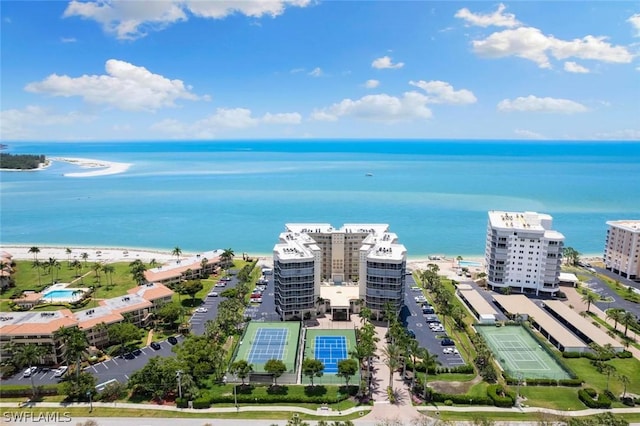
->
[365,173,373,177]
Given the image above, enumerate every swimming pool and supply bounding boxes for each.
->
[458,260,482,268]
[41,288,85,302]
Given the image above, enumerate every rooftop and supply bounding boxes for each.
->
[488,211,551,231]
[0,309,77,335]
[320,285,360,308]
[144,249,222,282]
[607,220,640,233]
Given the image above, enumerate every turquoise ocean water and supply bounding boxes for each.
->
[1,140,639,257]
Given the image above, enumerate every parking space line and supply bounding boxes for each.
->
[102,363,109,370]
[111,358,118,365]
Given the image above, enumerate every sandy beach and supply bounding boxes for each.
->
[50,157,132,177]
[0,244,481,278]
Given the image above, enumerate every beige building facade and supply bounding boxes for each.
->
[604,220,640,281]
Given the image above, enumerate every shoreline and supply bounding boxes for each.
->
[0,157,131,177]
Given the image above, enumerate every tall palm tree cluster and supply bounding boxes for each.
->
[606,308,638,342]
[419,264,466,330]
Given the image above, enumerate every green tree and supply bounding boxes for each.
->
[65,248,72,266]
[28,246,40,261]
[128,356,183,401]
[221,248,235,268]
[621,311,636,337]
[31,260,42,286]
[381,343,402,391]
[418,348,439,401]
[13,344,48,397]
[264,358,287,387]
[230,360,254,386]
[563,247,581,266]
[92,262,103,286]
[337,358,358,387]
[156,302,182,326]
[108,322,142,355]
[582,292,598,313]
[172,246,182,262]
[618,373,631,399]
[102,264,115,288]
[59,371,96,401]
[181,279,203,305]
[606,308,624,330]
[54,326,89,383]
[80,252,89,266]
[174,335,224,382]
[129,259,147,285]
[302,358,324,387]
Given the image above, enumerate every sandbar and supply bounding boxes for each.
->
[50,157,132,177]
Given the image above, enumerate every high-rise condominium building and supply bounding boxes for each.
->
[604,220,640,281]
[273,223,406,321]
[485,211,564,295]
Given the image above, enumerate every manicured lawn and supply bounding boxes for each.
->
[430,373,476,382]
[0,299,13,311]
[519,386,585,410]
[466,381,490,398]
[563,357,640,395]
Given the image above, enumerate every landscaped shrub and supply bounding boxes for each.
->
[603,389,617,402]
[584,388,597,398]
[578,389,611,409]
[558,378,583,387]
[175,398,188,408]
[0,384,60,398]
[192,397,211,409]
[616,350,633,358]
[562,351,581,358]
[486,384,515,407]
[444,399,453,406]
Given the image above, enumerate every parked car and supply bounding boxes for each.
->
[424,315,440,323]
[150,341,161,350]
[168,336,179,345]
[195,307,208,313]
[422,307,435,314]
[132,349,142,356]
[441,338,455,346]
[442,347,459,355]
[22,366,38,378]
[221,276,232,281]
[407,329,416,338]
[207,291,218,297]
[410,286,421,292]
[53,366,68,378]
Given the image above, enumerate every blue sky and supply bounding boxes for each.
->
[1,1,639,141]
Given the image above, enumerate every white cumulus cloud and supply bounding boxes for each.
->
[63,0,312,40]
[311,92,432,123]
[564,61,590,73]
[628,13,640,37]
[364,79,380,89]
[409,80,477,104]
[262,112,302,124]
[24,59,206,111]
[497,95,588,114]
[472,27,633,69]
[455,3,520,28]
[372,56,404,69]
[514,129,546,140]
[0,105,89,140]
[308,67,323,77]
[594,129,640,140]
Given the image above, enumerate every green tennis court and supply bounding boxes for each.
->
[303,328,359,385]
[476,325,571,380]
[233,322,301,373]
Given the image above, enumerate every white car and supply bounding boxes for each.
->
[23,366,38,378]
[207,292,218,297]
[443,347,459,355]
[195,307,208,313]
[410,286,421,292]
[53,366,68,378]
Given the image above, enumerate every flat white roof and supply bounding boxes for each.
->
[493,294,587,351]
[607,220,640,233]
[544,300,623,350]
[488,211,550,231]
[457,286,500,317]
[559,272,579,283]
[320,285,360,307]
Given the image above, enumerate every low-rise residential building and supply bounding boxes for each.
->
[485,211,564,296]
[0,283,174,363]
[144,249,223,286]
[604,220,640,281]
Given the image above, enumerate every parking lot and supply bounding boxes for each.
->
[2,335,185,387]
[401,275,466,368]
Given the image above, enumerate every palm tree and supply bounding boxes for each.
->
[70,259,82,278]
[619,374,631,399]
[149,258,158,268]
[102,264,115,288]
[65,248,72,267]
[200,258,208,277]
[621,311,636,337]
[54,326,89,383]
[129,259,146,285]
[606,308,624,330]
[48,258,60,284]
[221,248,234,268]
[28,246,40,261]
[13,344,47,397]
[81,252,89,266]
[381,343,402,391]
[92,262,103,286]
[172,246,182,263]
[31,260,42,286]
[581,292,598,313]
[418,348,439,401]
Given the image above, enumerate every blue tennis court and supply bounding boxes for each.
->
[247,328,289,364]
[314,336,347,374]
